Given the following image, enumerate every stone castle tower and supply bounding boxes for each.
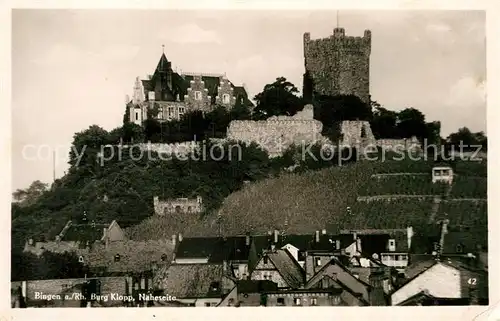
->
[303,27,371,104]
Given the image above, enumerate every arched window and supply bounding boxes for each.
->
[78,256,84,263]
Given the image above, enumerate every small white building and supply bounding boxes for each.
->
[432,166,454,185]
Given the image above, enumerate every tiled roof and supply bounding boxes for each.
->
[82,240,174,274]
[253,233,353,256]
[175,237,220,259]
[267,249,305,289]
[175,236,252,263]
[140,54,252,106]
[442,229,487,254]
[358,231,409,256]
[156,263,224,298]
[60,222,109,243]
[399,257,488,298]
[237,280,278,294]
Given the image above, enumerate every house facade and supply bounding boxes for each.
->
[127,53,252,125]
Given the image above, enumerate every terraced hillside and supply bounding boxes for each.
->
[129,158,487,240]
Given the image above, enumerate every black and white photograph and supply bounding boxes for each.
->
[9,8,489,311]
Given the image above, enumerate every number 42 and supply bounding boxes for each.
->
[468,278,477,285]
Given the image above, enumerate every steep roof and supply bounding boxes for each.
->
[442,229,487,254]
[266,249,305,289]
[157,263,224,298]
[60,222,110,244]
[82,240,174,274]
[394,258,488,300]
[140,53,252,106]
[237,280,278,294]
[175,236,251,263]
[253,233,353,256]
[358,231,409,256]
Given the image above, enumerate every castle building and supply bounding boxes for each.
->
[127,52,252,125]
[303,27,371,104]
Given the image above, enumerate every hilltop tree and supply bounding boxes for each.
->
[12,180,48,207]
[252,77,305,120]
[447,127,487,151]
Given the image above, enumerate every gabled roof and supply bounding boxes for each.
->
[83,240,174,274]
[358,231,409,256]
[140,53,252,106]
[253,233,354,256]
[442,229,487,254]
[265,249,305,289]
[396,290,471,306]
[156,263,224,299]
[175,236,251,263]
[304,258,372,305]
[60,222,111,244]
[237,280,278,294]
[393,258,488,300]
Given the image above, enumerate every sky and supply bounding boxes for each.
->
[11,9,486,191]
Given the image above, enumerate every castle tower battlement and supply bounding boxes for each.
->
[303,27,371,104]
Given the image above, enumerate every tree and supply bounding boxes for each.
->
[230,96,252,120]
[12,180,48,206]
[370,103,398,139]
[205,106,230,138]
[396,108,427,140]
[252,77,305,120]
[447,127,487,151]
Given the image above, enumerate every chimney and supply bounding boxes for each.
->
[21,281,27,298]
[28,238,33,246]
[352,231,357,241]
[407,226,414,250]
[245,233,251,246]
[322,229,327,235]
[271,244,276,252]
[315,231,320,243]
[171,234,177,247]
[273,230,279,244]
[356,238,362,253]
[178,233,183,242]
[223,260,228,274]
[335,240,340,250]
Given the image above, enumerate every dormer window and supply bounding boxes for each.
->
[195,91,202,100]
[388,239,396,252]
[315,257,322,266]
[114,254,121,262]
[222,94,230,104]
[78,256,84,263]
[210,282,220,292]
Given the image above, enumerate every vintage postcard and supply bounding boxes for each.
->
[4,3,497,320]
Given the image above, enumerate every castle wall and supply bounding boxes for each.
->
[304,28,371,103]
[226,105,325,157]
[377,137,422,152]
[340,120,376,147]
[153,196,204,215]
